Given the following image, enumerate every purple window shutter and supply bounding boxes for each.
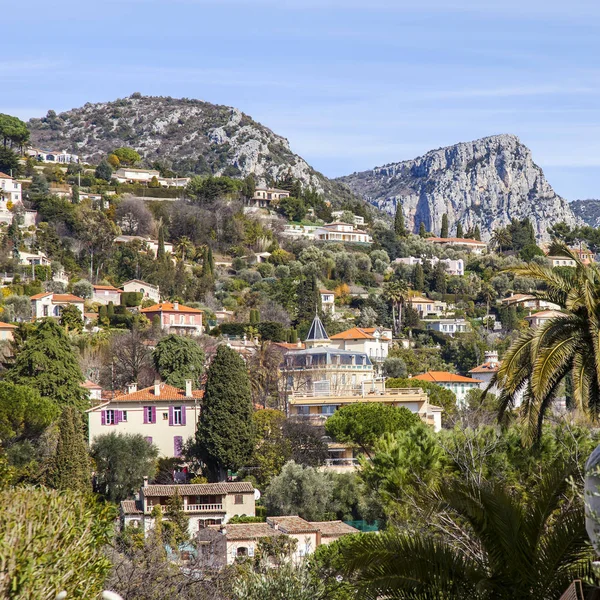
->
[174,436,183,457]
[101,410,106,426]
[143,406,148,424]
[144,436,153,445]
[168,406,174,426]
[181,405,186,426]
[151,406,156,424]
[115,410,121,425]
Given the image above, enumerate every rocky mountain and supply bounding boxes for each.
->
[570,199,600,228]
[27,94,357,204]
[337,134,578,241]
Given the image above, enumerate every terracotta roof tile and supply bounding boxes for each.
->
[412,371,483,384]
[310,521,360,536]
[30,293,84,302]
[330,327,376,340]
[81,379,102,389]
[0,321,17,329]
[121,499,143,514]
[143,482,254,496]
[0,172,12,179]
[141,302,202,314]
[469,362,501,374]
[208,523,282,541]
[524,310,565,319]
[93,284,122,292]
[266,516,319,534]
[113,383,203,402]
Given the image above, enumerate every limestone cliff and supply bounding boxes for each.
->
[337,134,578,241]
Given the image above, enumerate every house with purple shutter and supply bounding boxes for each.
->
[86,381,203,458]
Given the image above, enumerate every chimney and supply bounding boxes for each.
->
[185,379,192,397]
[173,301,179,310]
[127,383,137,394]
[273,523,279,531]
[143,476,148,488]
[154,380,160,396]
[297,340,302,348]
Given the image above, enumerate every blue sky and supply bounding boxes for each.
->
[4,0,600,199]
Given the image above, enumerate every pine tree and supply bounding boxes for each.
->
[413,263,425,291]
[192,346,255,481]
[5,320,87,410]
[157,225,166,261]
[441,214,449,238]
[474,225,481,241]
[394,205,406,237]
[456,222,464,238]
[419,222,427,238]
[47,406,91,492]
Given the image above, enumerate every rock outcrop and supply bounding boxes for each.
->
[27,94,357,204]
[570,199,600,228]
[337,134,578,241]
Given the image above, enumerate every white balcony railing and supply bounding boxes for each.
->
[325,458,359,466]
[184,504,224,512]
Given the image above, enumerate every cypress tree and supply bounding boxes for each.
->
[207,246,215,274]
[193,346,255,481]
[433,261,447,294]
[441,214,449,238]
[419,222,427,238]
[47,406,91,492]
[413,262,425,291]
[474,225,481,241]
[296,274,321,324]
[157,225,166,261]
[456,222,464,238]
[394,204,406,237]
[5,320,87,410]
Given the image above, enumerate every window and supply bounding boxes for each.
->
[145,406,154,423]
[248,546,255,557]
[121,410,128,422]
[173,406,182,425]
[163,412,169,420]
[234,494,244,505]
[297,406,310,415]
[321,405,336,415]
[105,409,115,425]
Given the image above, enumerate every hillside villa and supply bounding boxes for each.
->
[92,284,122,305]
[524,310,565,328]
[320,289,335,314]
[140,302,203,335]
[395,256,465,276]
[246,187,290,208]
[120,480,255,535]
[411,371,483,405]
[122,279,161,303]
[406,295,447,318]
[87,382,203,457]
[114,235,174,257]
[31,292,85,320]
[315,223,373,244]
[422,318,470,336]
[329,326,393,361]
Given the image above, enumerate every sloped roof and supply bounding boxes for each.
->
[82,379,102,390]
[30,293,84,302]
[305,314,329,341]
[412,371,483,384]
[524,310,565,319]
[330,327,378,340]
[209,523,282,541]
[469,361,501,374]
[120,499,143,515]
[141,302,202,314]
[122,279,159,289]
[143,482,254,497]
[93,284,122,292]
[112,383,203,402]
[310,521,360,536]
[267,516,319,534]
[0,172,13,179]
[0,321,17,329]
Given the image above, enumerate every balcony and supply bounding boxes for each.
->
[184,503,224,512]
[290,386,425,400]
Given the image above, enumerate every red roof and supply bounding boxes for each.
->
[412,371,483,384]
[141,302,203,314]
[30,293,84,302]
[469,361,500,374]
[81,379,102,390]
[0,172,13,179]
[330,327,390,341]
[0,321,17,329]
[113,382,204,402]
[93,284,122,292]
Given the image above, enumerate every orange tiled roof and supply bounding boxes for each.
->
[272,342,306,351]
[0,321,17,329]
[469,362,500,374]
[81,379,102,389]
[0,172,12,179]
[113,382,203,402]
[267,516,319,534]
[412,371,483,384]
[93,284,122,292]
[141,302,203,314]
[524,310,565,319]
[30,293,84,302]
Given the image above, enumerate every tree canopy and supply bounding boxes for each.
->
[153,334,205,389]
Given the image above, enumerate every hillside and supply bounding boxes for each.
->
[27,94,358,205]
[570,199,600,228]
[337,134,578,241]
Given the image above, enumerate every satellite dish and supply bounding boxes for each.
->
[254,488,261,501]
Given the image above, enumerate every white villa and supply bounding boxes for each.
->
[411,371,483,406]
[315,223,372,244]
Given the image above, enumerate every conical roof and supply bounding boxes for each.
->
[305,314,329,342]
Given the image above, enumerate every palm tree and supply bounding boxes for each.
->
[343,460,593,600]
[492,247,600,440]
[491,227,512,252]
[383,280,408,335]
[175,236,194,262]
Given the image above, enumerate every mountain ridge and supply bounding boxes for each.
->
[336,134,579,241]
